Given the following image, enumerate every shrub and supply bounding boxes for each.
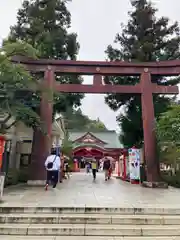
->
[18,168,28,183]
[161,170,180,188]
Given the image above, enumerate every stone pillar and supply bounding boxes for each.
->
[140,70,161,185]
[28,67,54,185]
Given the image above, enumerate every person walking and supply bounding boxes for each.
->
[44,148,61,190]
[63,158,70,179]
[108,161,113,180]
[60,153,65,182]
[103,156,111,181]
[91,158,97,180]
[86,161,91,173]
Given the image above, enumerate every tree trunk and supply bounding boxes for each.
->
[28,127,49,181]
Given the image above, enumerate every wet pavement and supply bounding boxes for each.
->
[1,171,180,208]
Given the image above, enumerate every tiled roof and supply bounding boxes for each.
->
[69,130,123,149]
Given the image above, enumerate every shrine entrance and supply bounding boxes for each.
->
[12,57,179,186]
[70,131,122,169]
[73,147,104,159]
[73,147,103,169]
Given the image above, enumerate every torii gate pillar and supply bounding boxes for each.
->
[141,70,161,187]
[28,67,54,185]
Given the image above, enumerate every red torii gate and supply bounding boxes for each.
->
[12,57,179,186]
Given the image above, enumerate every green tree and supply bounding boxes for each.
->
[63,108,108,131]
[0,41,41,134]
[64,108,90,130]
[61,132,73,157]
[8,0,83,113]
[156,104,180,173]
[87,118,107,131]
[105,0,180,147]
[156,104,180,143]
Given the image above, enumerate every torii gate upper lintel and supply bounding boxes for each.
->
[13,57,179,187]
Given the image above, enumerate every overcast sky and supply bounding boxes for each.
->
[0,0,180,130]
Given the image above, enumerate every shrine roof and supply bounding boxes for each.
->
[69,130,123,149]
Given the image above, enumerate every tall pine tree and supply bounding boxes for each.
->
[105,0,180,147]
[8,0,83,116]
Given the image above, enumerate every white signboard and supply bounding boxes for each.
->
[0,173,5,200]
[128,148,140,181]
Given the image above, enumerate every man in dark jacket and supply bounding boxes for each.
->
[103,157,111,181]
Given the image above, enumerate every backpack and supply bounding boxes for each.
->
[47,155,57,170]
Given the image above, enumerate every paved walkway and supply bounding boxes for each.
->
[1,171,180,207]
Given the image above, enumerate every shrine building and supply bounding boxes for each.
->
[69,130,123,160]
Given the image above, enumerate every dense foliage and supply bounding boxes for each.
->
[157,104,180,167]
[61,132,73,157]
[0,41,41,134]
[105,0,180,147]
[7,0,83,121]
[63,108,108,131]
[156,104,180,187]
[156,104,180,143]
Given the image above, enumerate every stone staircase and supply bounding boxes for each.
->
[0,206,180,239]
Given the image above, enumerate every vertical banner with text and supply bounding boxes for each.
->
[128,148,140,181]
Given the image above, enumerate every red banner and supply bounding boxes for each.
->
[0,136,5,170]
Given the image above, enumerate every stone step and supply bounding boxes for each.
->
[0,206,180,215]
[1,223,180,236]
[1,213,180,225]
[0,236,179,240]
